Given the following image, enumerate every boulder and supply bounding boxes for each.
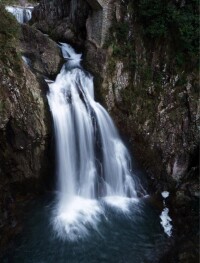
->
[20,24,63,78]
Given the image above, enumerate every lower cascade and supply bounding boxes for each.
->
[47,43,140,240]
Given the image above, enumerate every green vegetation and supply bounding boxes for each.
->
[105,20,136,73]
[134,0,199,56]
[0,5,20,39]
[0,5,22,73]
[0,101,5,113]
[103,0,199,134]
[106,0,198,69]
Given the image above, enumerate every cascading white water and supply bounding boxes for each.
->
[5,6,33,24]
[47,43,139,240]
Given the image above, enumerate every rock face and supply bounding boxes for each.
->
[84,1,199,260]
[20,24,63,78]
[0,6,61,252]
[31,0,114,47]
[85,0,199,190]
[31,0,91,46]
[0,60,50,252]
[97,55,199,188]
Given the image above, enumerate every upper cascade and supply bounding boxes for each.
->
[5,6,33,24]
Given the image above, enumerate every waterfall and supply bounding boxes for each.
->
[70,0,78,23]
[160,191,173,237]
[47,43,139,240]
[5,6,33,24]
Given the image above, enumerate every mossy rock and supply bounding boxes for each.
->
[0,5,22,74]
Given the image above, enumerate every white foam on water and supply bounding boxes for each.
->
[52,195,141,240]
[103,196,139,213]
[52,196,103,240]
[160,207,172,237]
[161,191,169,199]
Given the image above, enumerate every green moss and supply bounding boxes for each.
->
[134,0,199,58]
[104,17,136,72]
[121,79,156,109]
[107,0,198,71]
[0,100,5,112]
[0,6,20,39]
[107,57,116,75]
[0,4,22,73]
[104,0,198,130]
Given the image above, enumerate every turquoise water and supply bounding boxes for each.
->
[1,195,172,263]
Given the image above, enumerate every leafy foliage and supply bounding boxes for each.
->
[106,0,198,75]
[105,20,136,72]
[134,0,199,55]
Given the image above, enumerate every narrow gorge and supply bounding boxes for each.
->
[0,0,199,262]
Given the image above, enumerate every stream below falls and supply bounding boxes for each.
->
[1,194,172,263]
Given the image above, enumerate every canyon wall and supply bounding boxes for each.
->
[0,6,62,250]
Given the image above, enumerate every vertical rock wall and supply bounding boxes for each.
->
[84,2,199,259]
[0,6,62,252]
[84,0,199,191]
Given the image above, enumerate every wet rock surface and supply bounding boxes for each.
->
[31,0,91,46]
[0,59,52,252]
[0,5,56,254]
[20,24,63,78]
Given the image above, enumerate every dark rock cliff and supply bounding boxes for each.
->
[83,0,199,194]
[84,1,199,261]
[84,0,199,191]
[0,5,62,251]
[32,0,91,46]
